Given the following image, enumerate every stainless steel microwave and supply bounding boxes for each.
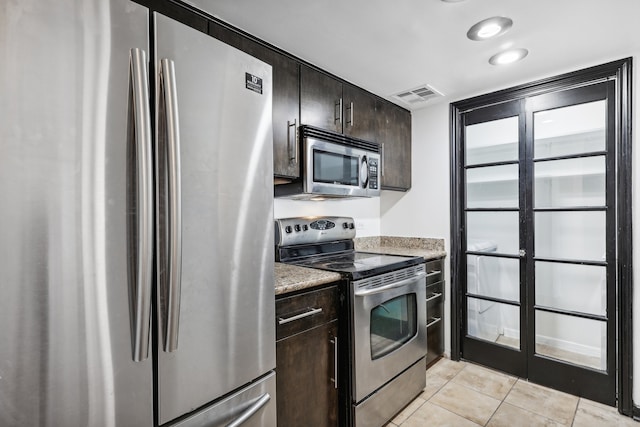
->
[275,125,381,199]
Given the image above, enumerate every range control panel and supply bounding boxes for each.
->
[275,216,356,246]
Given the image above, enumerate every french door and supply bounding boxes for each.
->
[459,80,616,405]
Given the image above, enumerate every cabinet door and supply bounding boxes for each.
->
[377,100,412,190]
[241,39,300,179]
[343,83,377,141]
[209,22,301,179]
[300,65,343,134]
[276,321,338,427]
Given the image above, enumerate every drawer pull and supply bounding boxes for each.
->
[426,292,442,303]
[278,307,323,325]
[426,270,442,278]
[426,317,442,328]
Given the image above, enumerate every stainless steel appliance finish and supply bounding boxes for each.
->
[0,2,275,426]
[274,216,427,427]
[351,265,427,402]
[354,357,426,427]
[169,372,276,427]
[1,2,153,425]
[154,14,275,424]
[275,126,381,199]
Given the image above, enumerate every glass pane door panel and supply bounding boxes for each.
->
[466,164,519,208]
[370,294,417,360]
[535,310,606,371]
[534,100,606,159]
[535,262,606,316]
[465,116,519,165]
[534,156,605,208]
[467,212,519,255]
[467,297,519,349]
[467,255,519,302]
[534,211,605,261]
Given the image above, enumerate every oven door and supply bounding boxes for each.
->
[351,266,427,402]
[304,137,380,197]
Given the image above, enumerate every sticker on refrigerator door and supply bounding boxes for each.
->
[245,73,263,94]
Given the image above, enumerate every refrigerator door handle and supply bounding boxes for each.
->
[129,48,153,362]
[158,58,182,352]
[226,393,271,427]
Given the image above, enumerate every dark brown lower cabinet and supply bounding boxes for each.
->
[275,285,339,426]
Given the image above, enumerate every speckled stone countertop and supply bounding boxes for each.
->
[354,236,447,261]
[274,262,342,296]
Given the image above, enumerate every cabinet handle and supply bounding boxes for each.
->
[426,270,441,278]
[277,307,323,325]
[335,98,343,125]
[426,317,442,328]
[426,292,442,303]
[346,101,354,127]
[330,336,338,389]
[287,119,297,163]
[381,142,385,177]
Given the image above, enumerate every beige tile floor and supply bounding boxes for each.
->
[386,358,637,426]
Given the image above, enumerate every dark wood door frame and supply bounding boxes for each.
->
[449,58,633,416]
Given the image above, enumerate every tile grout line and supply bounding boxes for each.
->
[482,375,520,426]
[569,398,581,427]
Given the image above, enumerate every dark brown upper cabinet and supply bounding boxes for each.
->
[376,100,411,191]
[209,22,300,180]
[300,65,377,141]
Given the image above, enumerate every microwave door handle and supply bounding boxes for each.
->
[360,155,369,189]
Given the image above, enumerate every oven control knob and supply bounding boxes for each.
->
[349,223,355,229]
[342,222,349,229]
[302,225,308,231]
[285,226,292,234]
[294,224,301,232]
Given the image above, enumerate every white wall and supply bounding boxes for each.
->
[380,102,452,354]
[382,54,640,404]
[274,197,381,237]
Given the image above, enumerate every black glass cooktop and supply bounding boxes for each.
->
[290,251,423,280]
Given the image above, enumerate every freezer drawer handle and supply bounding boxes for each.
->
[158,58,183,353]
[226,393,271,427]
[128,48,153,362]
[278,307,323,325]
[426,317,442,328]
[426,292,443,303]
[354,272,427,297]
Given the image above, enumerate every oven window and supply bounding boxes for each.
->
[370,293,417,360]
[313,150,359,185]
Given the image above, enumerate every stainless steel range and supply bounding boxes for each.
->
[275,216,427,427]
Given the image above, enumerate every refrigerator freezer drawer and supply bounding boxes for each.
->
[169,371,276,427]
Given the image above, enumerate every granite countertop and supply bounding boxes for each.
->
[354,236,447,261]
[274,262,342,296]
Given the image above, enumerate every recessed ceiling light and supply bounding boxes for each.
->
[489,48,529,65]
[467,17,513,41]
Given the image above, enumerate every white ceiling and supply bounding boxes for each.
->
[188,0,640,109]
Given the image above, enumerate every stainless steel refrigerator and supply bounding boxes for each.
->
[0,1,276,426]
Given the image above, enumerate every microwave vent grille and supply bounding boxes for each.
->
[300,125,380,153]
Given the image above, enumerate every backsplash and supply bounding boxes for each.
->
[355,236,445,252]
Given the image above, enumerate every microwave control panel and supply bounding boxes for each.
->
[368,158,378,190]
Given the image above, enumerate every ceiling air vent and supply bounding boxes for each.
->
[392,84,444,107]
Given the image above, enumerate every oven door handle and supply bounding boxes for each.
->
[354,272,427,297]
